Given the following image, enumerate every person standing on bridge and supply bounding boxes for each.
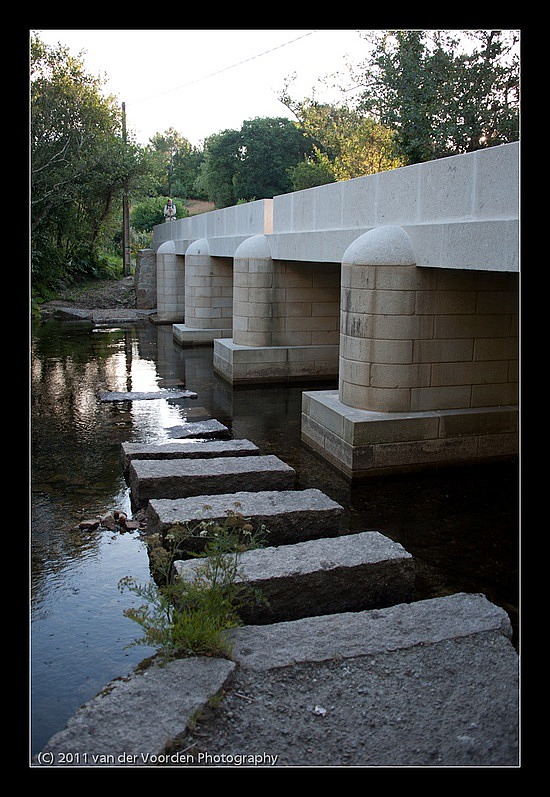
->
[163,198,176,222]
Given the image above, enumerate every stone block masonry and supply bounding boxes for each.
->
[120,439,261,477]
[302,390,518,478]
[152,143,519,475]
[173,530,415,624]
[155,240,184,323]
[146,489,345,546]
[134,248,157,309]
[129,456,296,508]
[213,338,339,385]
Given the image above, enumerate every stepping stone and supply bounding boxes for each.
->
[120,439,261,476]
[99,389,197,402]
[173,530,415,623]
[41,657,236,763]
[130,456,296,508]
[146,489,344,547]
[164,420,229,439]
[225,592,515,670]
[40,594,518,767]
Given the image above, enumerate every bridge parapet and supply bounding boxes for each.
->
[269,142,518,271]
[152,198,273,257]
[152,142,519,273]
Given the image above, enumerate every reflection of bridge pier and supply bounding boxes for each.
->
[148,142,519,477]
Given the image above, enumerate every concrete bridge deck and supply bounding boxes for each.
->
[152,143,518,272]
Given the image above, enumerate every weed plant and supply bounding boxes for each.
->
[119,504,269,659]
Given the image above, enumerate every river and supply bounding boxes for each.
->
[30,317,519,757]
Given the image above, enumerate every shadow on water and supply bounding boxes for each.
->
[30,319,519,756]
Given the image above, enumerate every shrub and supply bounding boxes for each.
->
[119,505,269,659]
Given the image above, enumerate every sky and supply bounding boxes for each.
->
[33,29,370,147]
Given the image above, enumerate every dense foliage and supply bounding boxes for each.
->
[148,128,206,199]
[354,30,520,165]
[281,98,404,181]
[130,196,188,234]
[196,118,316,207]
[31,34,159,293]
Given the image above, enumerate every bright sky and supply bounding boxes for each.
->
[33,29,370,147]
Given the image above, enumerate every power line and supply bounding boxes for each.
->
[128,30,318,106]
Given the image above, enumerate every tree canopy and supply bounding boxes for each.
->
[148,128,205,199]
[196,118,316,207]
[31,30,520,295]
[280,96,404,182]
[31,34,158,290]
[353,29,519,165]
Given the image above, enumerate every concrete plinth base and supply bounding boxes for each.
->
[302,390,518,479]
[213,338,339,385]
[173,324,232,347]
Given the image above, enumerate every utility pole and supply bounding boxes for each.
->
[122,102,131,277]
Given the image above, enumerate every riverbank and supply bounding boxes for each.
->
[42,274,138,310]
[39,275,156,324]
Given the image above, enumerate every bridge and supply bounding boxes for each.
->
[140,141,519,478]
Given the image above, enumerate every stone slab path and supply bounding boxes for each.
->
[35,411,519,768]
[173,530,415,623]
[99,389,198,401]
[120,439,261,476]
[146,488,345,546]
[38,594,518,767]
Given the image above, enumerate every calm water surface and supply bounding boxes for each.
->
[30,319,519,757]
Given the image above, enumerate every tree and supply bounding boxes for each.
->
[288,158,335,191]
[232,118,314,201]
[195,128,242,208]
[281,97,404,182]
[148,128,204,198]
[31,34,158,290]
[355,29,519,165]
[172,147,206,199]
[197,118,315,207]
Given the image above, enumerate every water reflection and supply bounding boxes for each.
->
[30,319,519,757]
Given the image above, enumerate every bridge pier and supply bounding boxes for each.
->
[301,226,519,478]
[155,240,185,323]
[213,234,340,384]
[172,238,233,346]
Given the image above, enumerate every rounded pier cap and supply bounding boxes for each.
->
[186,238,210,256]
[235,234,272,259]
[343,225,415,267]
[156,240,176,254]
